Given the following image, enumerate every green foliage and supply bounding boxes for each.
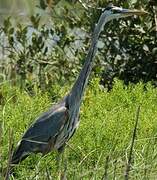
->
[90,1,157,88]
[0,11,82,92]
[0,0,157,179]
[0,0,156,93]
[1,79,157,178]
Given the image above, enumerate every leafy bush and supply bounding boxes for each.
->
[99,1,157,89]
[0,0,156,92]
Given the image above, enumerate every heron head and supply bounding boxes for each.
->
[102,3,148,22]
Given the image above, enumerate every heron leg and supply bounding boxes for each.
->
[56,152,61,171]
[56,145,67,179]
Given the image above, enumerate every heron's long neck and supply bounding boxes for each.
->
[69,13,107,106]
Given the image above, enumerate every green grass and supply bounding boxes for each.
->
[1,79,157,179]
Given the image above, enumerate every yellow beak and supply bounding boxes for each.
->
[121,8,148,16]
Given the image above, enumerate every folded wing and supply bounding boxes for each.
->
[11,101,69,164]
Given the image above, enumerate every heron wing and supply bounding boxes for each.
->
[22,102,69,144]
[11,100,70,164]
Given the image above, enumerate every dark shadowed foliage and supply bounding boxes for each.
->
[0,0,156,93]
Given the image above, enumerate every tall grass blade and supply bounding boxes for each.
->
[102,155,109,180]
[124,106,141,180]
[4,128,14,180]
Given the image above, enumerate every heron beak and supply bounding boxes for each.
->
[121,8,148,16]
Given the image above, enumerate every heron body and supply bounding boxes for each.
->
[11,4,147,164]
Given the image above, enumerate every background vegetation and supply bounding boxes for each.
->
[0,0,156,92]
[0,0,157,179]
[1,79,157,179]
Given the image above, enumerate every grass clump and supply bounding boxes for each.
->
[1,79,157,179]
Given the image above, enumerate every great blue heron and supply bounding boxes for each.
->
[11,4,147,164]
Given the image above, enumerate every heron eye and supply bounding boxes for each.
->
[105,7,112,11]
